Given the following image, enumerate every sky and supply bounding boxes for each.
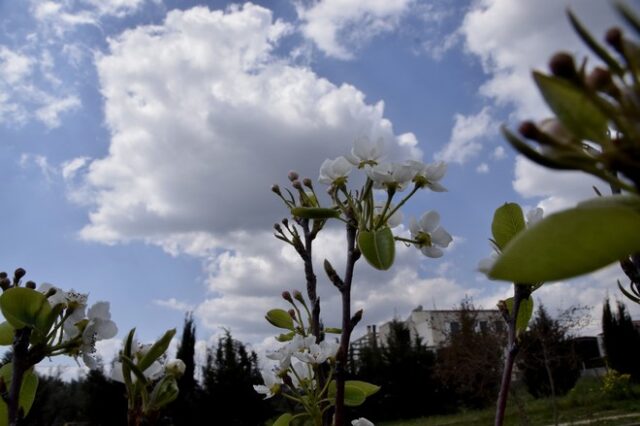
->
[1,0,639,376]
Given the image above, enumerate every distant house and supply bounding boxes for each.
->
[352,305,503,354]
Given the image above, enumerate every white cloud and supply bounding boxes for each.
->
[460,0,621,119]
[80,4,421,245]
[62,4,442,344]
[154,298,195,313]
[513,156,604,213]
[35,94,81,127]
[19,153,56,182]
[0,44,81,128]
[491,146,506,160]
[435,107,496,164]
[476,162,489,174]
[295,0,413,59]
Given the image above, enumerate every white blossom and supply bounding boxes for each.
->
[345,136,384,168]
[319,157,352,186]
[409,211,452,258]
[165,359,186,377]
[407,160,447,192]
[293,339,339,364]
[266,334,315,372]
[366,162,414,192]
[253,369,281,399]
[352,418,374,426]
[80,302,117,369]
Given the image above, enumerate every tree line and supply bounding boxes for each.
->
[6,298,640,425]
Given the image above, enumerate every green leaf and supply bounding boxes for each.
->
[291,207,340,219]
[275,331,295,342]
[273,413,293,426]
[0,322,14,346]
[328,381,367,406]
[0,364,39,419]
[489,203,640,282]
[265,309,294,331]
[121,355,149,387]
[324,327,342,334]
[344,384,367,406]
[138,329,176,373]
[491,203,526,250]
[504,296,534,334]
[345,380,380,397]
[0,288,52,333]
[148,376,179,411]
[533,71,609,143]
[358,227,395,270]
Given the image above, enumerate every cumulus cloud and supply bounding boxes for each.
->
[62,4,440,341]
[295,0,413,59]
[491,146,506,160]
[435,107,496,164]
[80,4,421,245]
[476,163,489,174]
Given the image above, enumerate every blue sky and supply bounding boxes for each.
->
[1,0,638,371]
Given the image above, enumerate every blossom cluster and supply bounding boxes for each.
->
[39,283,118,369]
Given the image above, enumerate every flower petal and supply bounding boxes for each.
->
[418,211,440,232]
[431,226,452,248]
[421,246,443,258]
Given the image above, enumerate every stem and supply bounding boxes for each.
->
[333,219,361,426]
[494,284,529,426]
[8,328,31,426]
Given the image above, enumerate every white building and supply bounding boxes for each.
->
[353,305,504,352]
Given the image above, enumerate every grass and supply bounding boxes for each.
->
[378,377,640,426]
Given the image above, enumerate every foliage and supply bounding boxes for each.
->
[517,304,581,398]
[112,328,184,425]
[435,300,506,409]
[266,138,450,425]
[168,313,201,426]
[489,4,640,289]
[601,370,633,400]
[601,298,640,381]
[350,320,446,421]
[202,329,274,425]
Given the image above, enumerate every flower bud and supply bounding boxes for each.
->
[538,118,574,145]
[293,290,304,303]
[586,67,612,91]
[14,268,26,283]
[518,121,539,140]
[0,272,6,280]
[292,180,302,190]
[274,223,283,234]
[302,178,313,188]
[352,309,363,323]
[288,171,299,182]
[25,281,36,289]
[282,218,288,227]
[271,184,281,195]
[165,359,186,378]
[549,52,577,80]
[605,27,623,53]
[0,279,9,291]
[288,309,296,319]
[282,291,293,302]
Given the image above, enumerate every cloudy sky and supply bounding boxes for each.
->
[1,0,639,372]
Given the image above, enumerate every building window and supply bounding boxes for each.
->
[450,321,460,335]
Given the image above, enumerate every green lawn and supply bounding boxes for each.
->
[379,378,640,426]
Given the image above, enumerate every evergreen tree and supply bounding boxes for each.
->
[602,298,640,381]
[353,320,445,421]
[435,300,505,409]
[168,312,202,425]
[201,329,274,425]
[518,304,580,398]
